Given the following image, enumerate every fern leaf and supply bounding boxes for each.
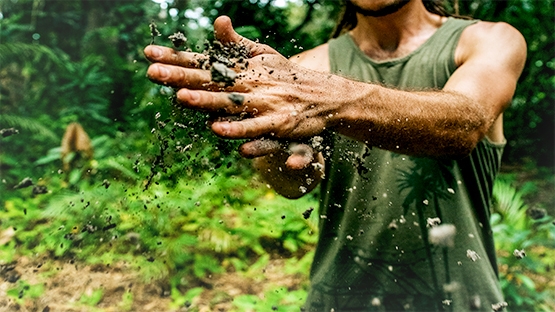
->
[0,114,58,141]
[0,43,70,69]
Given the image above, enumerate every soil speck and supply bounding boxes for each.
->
[0,128,19,138]
[228,93,245,105]
[13,177,33,189]
[168,32,187,48]
[513,249,526,259]
[211,62,237,86]
[302,207,314,219]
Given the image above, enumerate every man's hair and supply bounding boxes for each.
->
[331,0,458,38]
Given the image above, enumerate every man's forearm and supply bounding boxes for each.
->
[328,80,491,158]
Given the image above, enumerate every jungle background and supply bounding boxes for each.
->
[0,0,553,311]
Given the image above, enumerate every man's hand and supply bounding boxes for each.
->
[144,16,333,170]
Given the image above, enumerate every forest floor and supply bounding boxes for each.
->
[0,255,305,312]
[0,165,553,312]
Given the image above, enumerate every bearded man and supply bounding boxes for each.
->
[144,0,526,310]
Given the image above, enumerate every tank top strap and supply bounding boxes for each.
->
[328,17,478,72]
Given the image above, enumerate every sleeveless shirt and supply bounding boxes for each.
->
[304,18,506,311]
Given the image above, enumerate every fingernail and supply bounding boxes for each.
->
[217,123,230,135]
[157,66,169,79]
[150,47,162,59]
[188,90,200,103]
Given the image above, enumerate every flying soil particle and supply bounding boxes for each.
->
[527,207,547,220]
[13,177,33,190]
[491,301,508,312]
[32,185,48,196]
[168,31,187,48]
[428,224,456,247]
[513,249,526,259]
[426,217,442,227]
[103,224,116,231]
[388,220,398,230]
[466,249,480,261]
[309,136,324,151]
[102,179,111,189]
[0,128,19,137]
[149,21,161,45]
[302,207,314,219]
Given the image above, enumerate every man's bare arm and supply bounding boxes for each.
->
[144,17,526,196]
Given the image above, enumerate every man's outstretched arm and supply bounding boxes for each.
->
[144,16,526,197]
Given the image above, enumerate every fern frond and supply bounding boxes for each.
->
[0,114,58,141]
[0,43,70,69]
[493,179,528,227]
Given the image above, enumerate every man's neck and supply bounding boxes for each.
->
[349,0,445,61]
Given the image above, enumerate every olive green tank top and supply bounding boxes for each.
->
[305,18,506,311]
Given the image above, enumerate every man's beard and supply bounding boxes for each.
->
[349,0,412,17]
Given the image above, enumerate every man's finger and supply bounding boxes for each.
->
[176,89,255,114]
[144,45,207,67]
[286,153,314,170]
[147,64,212,89]
[238,139,283,158]
[211,114,286,139]
[286,143,315,170]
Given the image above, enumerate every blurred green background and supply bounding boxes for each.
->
[0,0,553,311]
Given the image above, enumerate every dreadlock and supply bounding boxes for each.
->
[331,0,461,38]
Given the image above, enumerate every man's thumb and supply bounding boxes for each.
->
[213,16,242,45]
[213,15,277,56]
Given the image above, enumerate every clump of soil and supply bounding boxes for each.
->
[228,93,245,105]
[168,32,187,48]
[302,207,314,219]
[149,21,161,45]
[199,39,250,71]
[210,62,237,86]
[163,24,250,87]
[0,128,19,138]
[199,40,250,87]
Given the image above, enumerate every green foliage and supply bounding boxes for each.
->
[457,0,555,167]
[233,287,307,312]
[6,280,45,305]
[119,290,134,311]
[492,175,555,311]
[1,141,318,307]
[0,0,553,311]
[79,288,104,306]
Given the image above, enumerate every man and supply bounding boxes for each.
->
[144,0,526,310]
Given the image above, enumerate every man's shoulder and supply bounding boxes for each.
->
[289,43,330,73]
[462,20,523,40]
[455,20,526,66]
